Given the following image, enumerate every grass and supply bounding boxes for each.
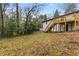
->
[0,31,79,56]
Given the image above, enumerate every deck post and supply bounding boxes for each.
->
[64,17,66,32]
[74,14,77,30]
[55,24,56,32]
[65,22,66,32]
[56,24,57,32]
[59,24,61,32]
[53,25,54,32]
[75,20,76,28]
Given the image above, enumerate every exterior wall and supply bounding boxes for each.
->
[73,21,79,30]
[51,24,60,32]
[52,25,57,32]
[51,23,75,32]
[68,23,72,31]
[56,24,60,31]
[60,25,65,32]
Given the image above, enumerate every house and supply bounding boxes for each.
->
[42,11,79,32]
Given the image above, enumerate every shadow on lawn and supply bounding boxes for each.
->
[0,31,36,40]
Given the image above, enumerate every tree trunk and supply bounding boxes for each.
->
[16,3,19,34]
[0,4,4,36]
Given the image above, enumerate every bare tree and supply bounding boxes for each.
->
[24,3,44,32]
[63,3,78,14]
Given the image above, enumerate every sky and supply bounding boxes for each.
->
[19,3,65,18]
[19,3,63,13]
[8,3,79,18]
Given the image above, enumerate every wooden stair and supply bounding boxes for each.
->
[45,20,54,32]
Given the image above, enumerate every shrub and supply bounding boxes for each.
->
[24,20,42,34]
[4,19,17,36]
[24,21,35,34]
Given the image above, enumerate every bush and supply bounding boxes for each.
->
[24,21,35,34]
[4,19,17,36]
[24,20,42,34]
[2,18,42,36]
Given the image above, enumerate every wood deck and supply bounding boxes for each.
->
[45,13,79,32]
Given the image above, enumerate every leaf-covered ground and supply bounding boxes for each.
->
[0,31,79,56]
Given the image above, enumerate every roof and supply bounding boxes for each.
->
[43,11,79,23]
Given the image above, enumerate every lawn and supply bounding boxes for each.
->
[0,31,79,56]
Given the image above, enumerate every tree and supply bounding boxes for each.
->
[0,3,9,36]
[44,14,47,21]
[5,19,17,36]
[53,9,59,18]
[16,3,20,34]
[0,3,4,36]
[64,3,78,14]
[0,3,46,36]
[24,3,44,34]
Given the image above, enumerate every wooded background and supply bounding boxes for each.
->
[0,3,78,37]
